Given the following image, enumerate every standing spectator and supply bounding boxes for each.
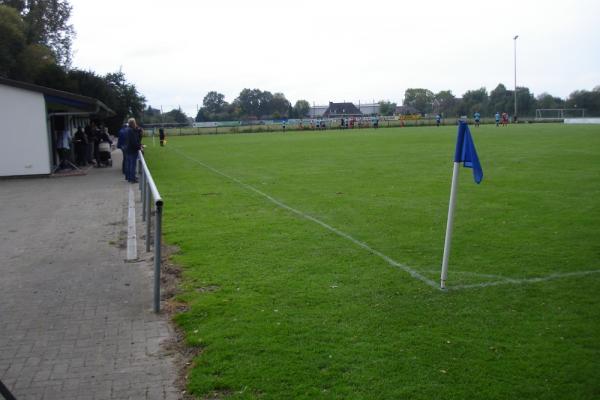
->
[124,118,142,183]
[117,123,128,177]
[159,127,165,146]
[436,114,441,127]
[56,129,72,170]
[495,112,501,127]
[93,123,102,166]
[84,124,94,164]
[73,126,87,166]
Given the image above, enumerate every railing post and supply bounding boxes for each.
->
[141,171,147,222]
[138,158,142,191]
[146,183,151,252]
[153,202,163,313]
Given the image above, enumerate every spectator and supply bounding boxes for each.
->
[159,127,165,146]
[117,123,128,177]
[124,118,142,183]
[73,126,88,166]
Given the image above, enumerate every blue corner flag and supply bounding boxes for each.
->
[454,121,483,184]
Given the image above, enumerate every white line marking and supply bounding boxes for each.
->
[169,146,600,292]
[450,269,600,290]
[127,187,138,261]
[424,270,511,280]
[172,148,440,290]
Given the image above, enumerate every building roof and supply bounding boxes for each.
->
[323,102,362,117]
[0,76,115,117]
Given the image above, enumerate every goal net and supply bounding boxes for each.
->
[535,109,585,120]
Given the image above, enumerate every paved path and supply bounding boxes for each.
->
[0,155,179,400]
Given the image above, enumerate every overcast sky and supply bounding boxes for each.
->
[69,0,600,117]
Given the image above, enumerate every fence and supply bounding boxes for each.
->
[137,151,164,313]
[148,116,552,138]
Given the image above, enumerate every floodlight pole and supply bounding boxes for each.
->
[513,35,519,122]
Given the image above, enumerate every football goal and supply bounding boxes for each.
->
[535,108,585,120]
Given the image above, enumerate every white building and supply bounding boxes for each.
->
[0,77,114,177]
[358,103,379,115]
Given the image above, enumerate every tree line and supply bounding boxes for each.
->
[176,84,599,124]
[403,85,600,117]
[0,0,146,133]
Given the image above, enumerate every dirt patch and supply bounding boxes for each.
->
[160,244,183,300]
[161,324,203,400]
[158,243,204,399]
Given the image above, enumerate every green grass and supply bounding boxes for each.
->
[145,123,600,399]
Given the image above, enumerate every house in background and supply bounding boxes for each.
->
[322,102,362,118]
[395,105,421,115]
[308,104,328,118]
[0,77,114,177]
[358,103,379,116]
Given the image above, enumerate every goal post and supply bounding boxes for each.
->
[535,108,585,120]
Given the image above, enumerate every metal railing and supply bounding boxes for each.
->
[137,151,164,313]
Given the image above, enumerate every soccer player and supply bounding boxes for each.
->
[474,111,481,127]
[501,112,509,127]
[495,112,500,127]
[436,114,441,127]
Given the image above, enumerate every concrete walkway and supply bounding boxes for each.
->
[0,154,179,400]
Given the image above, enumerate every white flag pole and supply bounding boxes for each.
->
[440,161,460,289]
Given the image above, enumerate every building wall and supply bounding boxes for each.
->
[0,84,51,176]
[359,104,380,115]
[309,106,328,117]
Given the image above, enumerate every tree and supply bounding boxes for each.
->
[105,70,146,120]
[403,88,434,114]
[460,87,488,116]
[489,84,512,114]
[293,100,310,118]
[258,90,274,117]
[434,90,457,117]
[271,92,290,118]
[12,43,55,81]
[515,87,536,117]
[2,0,76,67]
[202,91,227,114]
[235,88,262,118]
[164,108,188,124]
[0,5,26,76]
[566,89,600,116]
[234,88,279,119]
[141,105,162,124]
[378,100,397,116]
[536,93,565,109]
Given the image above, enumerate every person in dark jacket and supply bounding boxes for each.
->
[73,126,88,166]
[159,127,165,146]
[117,123,128,177]
[124,118,142,183]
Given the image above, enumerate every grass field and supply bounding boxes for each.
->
[145,123,600,399]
